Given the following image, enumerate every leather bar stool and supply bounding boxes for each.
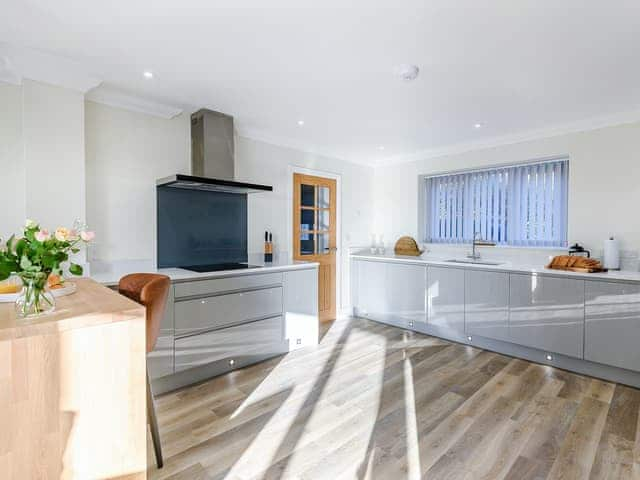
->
[119,273,171,469]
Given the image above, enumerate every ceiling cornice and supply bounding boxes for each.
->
[0,42,183,119]
[376,108,640,167]
[237,126,373,168]
[86,85,183,119]
[0,42,101,93]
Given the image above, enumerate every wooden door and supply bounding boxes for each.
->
[293,173,337,322]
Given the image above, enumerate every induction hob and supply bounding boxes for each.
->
[181,263,262,273]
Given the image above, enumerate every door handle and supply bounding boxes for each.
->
[325,247,338,252]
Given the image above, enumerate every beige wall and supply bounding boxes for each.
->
[83,102,374,311]
[0,82,24,239]
[4,78,639,287]
[374,122,640,258]
[0,80,85,245]
[236,136,375,310]
[84,101,191,262]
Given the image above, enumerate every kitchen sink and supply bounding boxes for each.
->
[445,259,504,266]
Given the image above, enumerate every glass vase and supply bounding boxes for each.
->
[14,275,56,318]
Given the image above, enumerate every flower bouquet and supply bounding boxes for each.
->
[0,219,95,317]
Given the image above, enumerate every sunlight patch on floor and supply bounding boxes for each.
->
[224,319,388,479]
[403,353,421,480]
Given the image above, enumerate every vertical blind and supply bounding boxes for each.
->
[425,158,568,247]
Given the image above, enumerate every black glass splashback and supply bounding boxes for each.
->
[157,186,248,268]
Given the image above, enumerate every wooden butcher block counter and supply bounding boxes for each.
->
[0,278,147,479]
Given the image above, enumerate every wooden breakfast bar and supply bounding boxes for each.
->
[0,278,147,479]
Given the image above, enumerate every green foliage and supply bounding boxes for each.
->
[0,221,91,282]
[69,263,83,276]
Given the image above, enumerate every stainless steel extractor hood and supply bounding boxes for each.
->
[157,109,272,194]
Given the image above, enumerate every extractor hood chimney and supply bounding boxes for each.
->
[157,109,272,194]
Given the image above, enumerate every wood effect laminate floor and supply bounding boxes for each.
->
[148,317,640,480]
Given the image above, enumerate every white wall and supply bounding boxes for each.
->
[83,102,374,310]
[374,121,640,262]
[84,101,190,262]
[235,136,374,310]
[7,77,639,292]
[0,80,85,244]
[0,82,25,239]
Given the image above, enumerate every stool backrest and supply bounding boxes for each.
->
[118,273,171,353]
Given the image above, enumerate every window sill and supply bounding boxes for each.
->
[423,242,567,251]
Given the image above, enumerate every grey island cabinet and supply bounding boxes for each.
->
[351,252,640,388]
[94,261,319,394]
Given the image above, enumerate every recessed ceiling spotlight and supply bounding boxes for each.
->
[393,64,420,82]
[297,120,305,126]
[143,71,154,79]
[474,123,482,129]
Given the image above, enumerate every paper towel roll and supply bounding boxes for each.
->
[604,237,620,270]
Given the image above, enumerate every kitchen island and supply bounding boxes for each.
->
[0,278,147,480]
[351,250,640,388]
[91,257,320,394]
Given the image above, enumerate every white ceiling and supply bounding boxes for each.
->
[2,0,640,165]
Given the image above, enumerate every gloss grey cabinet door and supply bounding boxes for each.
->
[428,266,465,336]
[284,268,319,350]
[465,269,509,342]
[174,316,286,373]
[383,262,427,329]
[352,259,387,322]
[585,281,640,371]
[509,273,584,358]
[353,259,426,329]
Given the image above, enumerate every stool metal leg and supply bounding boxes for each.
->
[147,370,164,468]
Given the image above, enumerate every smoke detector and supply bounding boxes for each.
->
[394,64,420,82]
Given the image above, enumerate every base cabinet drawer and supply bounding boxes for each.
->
[509,273,584,358]
[175,286,283,336]
[465,270,509,342]
[585,281,640,371]
[174,272,283,299]
[174,316,286,373]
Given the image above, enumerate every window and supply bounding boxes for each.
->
[424,158,568,247]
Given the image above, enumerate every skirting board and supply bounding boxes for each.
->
[357,315,640,390]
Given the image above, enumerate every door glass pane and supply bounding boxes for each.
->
[318,209,329,230]
[318,186,330,208]
[301,209,315,231]
[301,184,315,207]
[317,232,329,254]
[300,231,314,255]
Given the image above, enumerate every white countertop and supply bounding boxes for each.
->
[351,250,640,284]
[90,257,319,286]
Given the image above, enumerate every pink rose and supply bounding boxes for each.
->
[80,231,95,242]
[35,229,50,242]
